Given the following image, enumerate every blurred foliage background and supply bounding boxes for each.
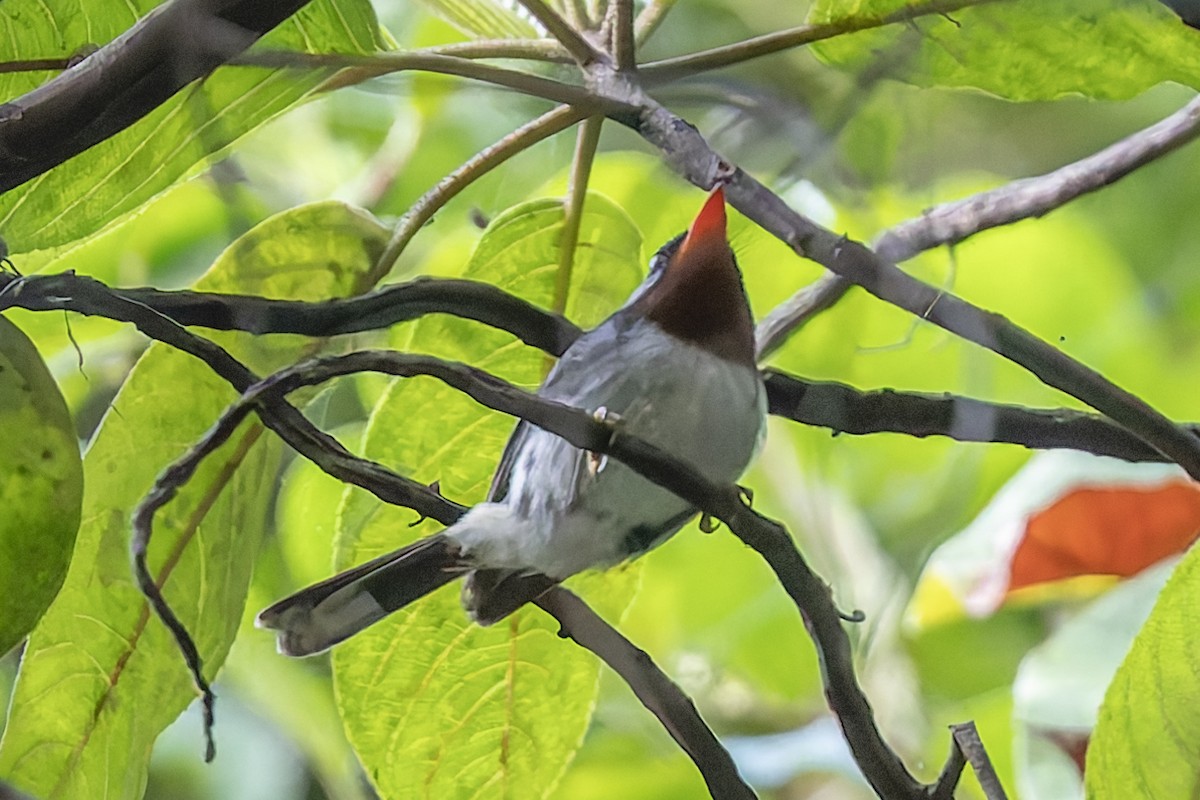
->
[2,0,1199,798]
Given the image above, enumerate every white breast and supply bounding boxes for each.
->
[448,316,765,578]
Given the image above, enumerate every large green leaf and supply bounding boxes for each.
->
[0,201,388,799]
[0,0,381,254]
[1085,550,1200,798]
[0,316,83,656]
[809,0,1200,100]
[332,194,644,799]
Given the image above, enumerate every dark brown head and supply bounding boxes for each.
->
[631,188,756,367]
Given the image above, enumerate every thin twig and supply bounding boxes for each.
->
[951,722,1009,800]
[370,105,586,281]
[633,0,675,46]
[0,58,74,73]
[551,116,604,315]
[929,731,968,800]
[421,38,569,62]
[640,0,1006,82]
[755,272,849,358]
[515,0,603,65]
[757,94,1200,358]
[232,50,609,110]
[536,589,756,800]
[612,0,636,72]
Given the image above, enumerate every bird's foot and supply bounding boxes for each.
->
[587,406,622,475]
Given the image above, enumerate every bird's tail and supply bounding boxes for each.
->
[255,534,464,657]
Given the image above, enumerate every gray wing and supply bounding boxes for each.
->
[486,419,531,502]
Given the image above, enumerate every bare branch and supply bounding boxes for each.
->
[515,0,604,65]
[763,369,1198,463]
[0,271,583,357]
[874,94,1200,263]
[640,0,1006,82]
[951,722,1009,800]
[0,58,74,74]
[232,50,610,110]
[758,94,1200,357]
[536,589,757,800]
[0,0,315,193]
[372,105,587,282]
[930,732,968,800]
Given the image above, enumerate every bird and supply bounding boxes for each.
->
[256,186,767,656]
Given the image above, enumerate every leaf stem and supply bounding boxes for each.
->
[371,106,586,283]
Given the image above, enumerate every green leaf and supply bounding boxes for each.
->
[415,0,539,39]
[1086,551,1200,798]
[0,201,388,799]
[0,0,382,254]
[809,0,1200,100]
[332,194,644,799]
[0,316,83,655]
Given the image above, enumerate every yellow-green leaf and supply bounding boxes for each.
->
[0,316,83,655]
[0,201,388,799]
[1086,550,1200,798]
[333,194,644,799]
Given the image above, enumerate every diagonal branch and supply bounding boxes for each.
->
[628,95,1200,481]
[0,0,315,194]
[756,94,1200,357]
[515,0,604,65]
[535,589,757,799]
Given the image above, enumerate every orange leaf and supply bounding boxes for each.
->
[1008,482,1200,593]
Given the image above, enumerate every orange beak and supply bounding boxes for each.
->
[677,187,727,260]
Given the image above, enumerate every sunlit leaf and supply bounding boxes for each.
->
[0,316,83,655]
[0,201,388,799]
[333,194,644,799]
[1086,553,1200,798]
[809,0,1200,100]
[415,0,539,39]
[0,0,381,254]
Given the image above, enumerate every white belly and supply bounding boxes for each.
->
[448,317,765,578]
